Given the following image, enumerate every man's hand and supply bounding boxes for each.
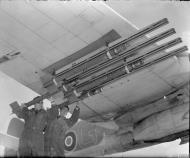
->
[10,102,19,114]
[10,102,26,114]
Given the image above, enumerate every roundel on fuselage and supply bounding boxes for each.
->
[64,131,77,152]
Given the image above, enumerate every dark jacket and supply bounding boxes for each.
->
[11,102,58,156]
[44,105,59,155]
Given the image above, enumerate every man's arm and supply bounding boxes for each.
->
[66,106,80,128]
[10,102,28,120]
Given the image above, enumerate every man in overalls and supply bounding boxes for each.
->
[10,97,58,156]
[44,98,59,156]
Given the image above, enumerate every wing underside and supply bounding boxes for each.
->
[0,1,189,121]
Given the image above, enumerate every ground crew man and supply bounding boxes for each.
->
[44,98,59,156]
[10,97,58,156]
[47,104,80,157]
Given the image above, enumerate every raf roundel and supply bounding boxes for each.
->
[64,131,77,151]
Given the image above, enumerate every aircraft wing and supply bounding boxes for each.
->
[0,1,136,95]
[0,1,189,121]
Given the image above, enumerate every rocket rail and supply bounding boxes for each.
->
[44,18,168,88]
[22,18,188,107]
[56,18,168,77]
[23,43,187,107]
[80,46,188,93]
[57,45,188,106]
[72,28,176,82]
[76,38,182,89]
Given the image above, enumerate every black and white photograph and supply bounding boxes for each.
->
[0,0,189,157]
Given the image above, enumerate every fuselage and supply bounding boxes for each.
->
[64,84,189,156]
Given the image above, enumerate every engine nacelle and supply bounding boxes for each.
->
[134,101,189,141]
